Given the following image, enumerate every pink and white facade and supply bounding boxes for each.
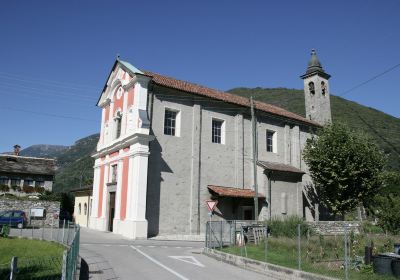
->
[89,60,154,239]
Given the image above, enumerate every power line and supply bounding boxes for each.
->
[0,106,97,122]
[0,71,99,91]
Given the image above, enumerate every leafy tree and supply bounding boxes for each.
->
[303,122,386,217]
[370,194,400,234]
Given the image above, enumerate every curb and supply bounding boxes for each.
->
[203,248,338,280]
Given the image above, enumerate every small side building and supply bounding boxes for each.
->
[71,186,92,227]
[0,145,56,196]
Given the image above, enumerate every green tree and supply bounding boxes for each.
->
[303,123,386,217]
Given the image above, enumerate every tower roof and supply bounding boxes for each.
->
[301,49,331,79]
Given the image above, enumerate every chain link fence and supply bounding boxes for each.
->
[1,219,80,280]
[205,220,400,279]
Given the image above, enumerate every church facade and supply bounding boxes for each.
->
[89,51,331,239]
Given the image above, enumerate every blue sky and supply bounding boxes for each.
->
[0,0,399,152]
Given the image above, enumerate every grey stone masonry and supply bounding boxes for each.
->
[307,221,361,235]
[0,197,60,227]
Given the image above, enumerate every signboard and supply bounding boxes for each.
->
[206,200,218,212]
[30,208,45,218]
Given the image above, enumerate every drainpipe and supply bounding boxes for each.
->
[267,171,273,220]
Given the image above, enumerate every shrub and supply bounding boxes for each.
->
[0,184,10,192]
[11,185,21,192]
[35,186,45,193]
[0,225,10,238]
[22,185,35,193]
[361,221,384,234]
[265,216,311,238]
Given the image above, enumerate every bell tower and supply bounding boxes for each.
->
[301,50,332,125]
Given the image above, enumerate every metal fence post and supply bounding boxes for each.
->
[61,250,67,280]
[62,219,66,244]
[220,221,223,250]
[298,224,301,270]
[265,224,268,262]
[41,219,44,240]
[344,225,349,280]
[66,221,70,245]
[10,256,17,280]
[50,216,53,241]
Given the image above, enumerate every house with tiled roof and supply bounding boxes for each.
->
[0,145,56,196]
[88,50,332,239]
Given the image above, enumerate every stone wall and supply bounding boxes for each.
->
[307,221,361,235]
[0,197,60,227]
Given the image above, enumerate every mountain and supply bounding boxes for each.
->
[228,87,400,171]
[52,134,99,193]
[19,145,68,158]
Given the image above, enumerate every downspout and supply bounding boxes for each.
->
[197,107,202,234]
[267,170,273,220]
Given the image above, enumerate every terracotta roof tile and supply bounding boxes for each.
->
[208,185,265,198]
[144,71,320,127]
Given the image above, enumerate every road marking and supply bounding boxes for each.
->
[169,256,205,268]
[130,246,190,280]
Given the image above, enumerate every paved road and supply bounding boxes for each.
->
[79,228,266,280]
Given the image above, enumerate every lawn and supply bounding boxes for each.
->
[0,237,64,279]
[220,234,400,280]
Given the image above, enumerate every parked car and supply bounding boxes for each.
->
[0,210,28,229]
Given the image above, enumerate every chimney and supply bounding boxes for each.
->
[13,145,21,156]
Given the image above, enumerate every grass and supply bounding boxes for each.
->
[221,234,400,280]
[0,237,64,279]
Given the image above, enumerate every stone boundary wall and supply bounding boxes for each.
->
[307,221,361,235]
[203,248,337,280]
[0,197,60,227]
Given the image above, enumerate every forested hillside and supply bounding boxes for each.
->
[229,87,400,171]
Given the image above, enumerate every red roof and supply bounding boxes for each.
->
[208,185,265,199]
[144,71,319,127]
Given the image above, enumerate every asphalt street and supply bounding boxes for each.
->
[79,228,267,280]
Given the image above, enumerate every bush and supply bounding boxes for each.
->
[11,185,21,192]
[22,185,35,193]
[39,191,61,201]
[265,216,311,238]
[0,184,10,192]
[35,186,45,193]
[361,221,384,234]
[0,225,10,238]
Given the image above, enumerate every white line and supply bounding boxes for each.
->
[130,245,189,280]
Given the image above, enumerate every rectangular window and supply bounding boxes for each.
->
[10,179,20,186]
[111,165,118,183]
[35,181,45,187]
[0,177,8,185]
[164,109,178,136]
[116,117,122,139]
[266,130,276,152]
[23,180,34,187]
[212,119,224,144]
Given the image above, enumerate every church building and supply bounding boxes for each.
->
[89,50,332,239]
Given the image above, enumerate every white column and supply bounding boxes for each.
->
[91,166,100,218]
[115,159,124,220]
[101,164,109,218]
[122,89,129,136]
[100,108,106,145]
[121,138,151,239]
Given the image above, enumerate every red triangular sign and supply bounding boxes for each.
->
[206,200,218,212]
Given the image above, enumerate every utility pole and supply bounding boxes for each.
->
[251,96,259,221]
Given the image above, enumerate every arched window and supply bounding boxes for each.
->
[78,203,81,215]
[308,82,315,95]
[321,81,326,95]
[84,203,87,215]
[115,111,122,139]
